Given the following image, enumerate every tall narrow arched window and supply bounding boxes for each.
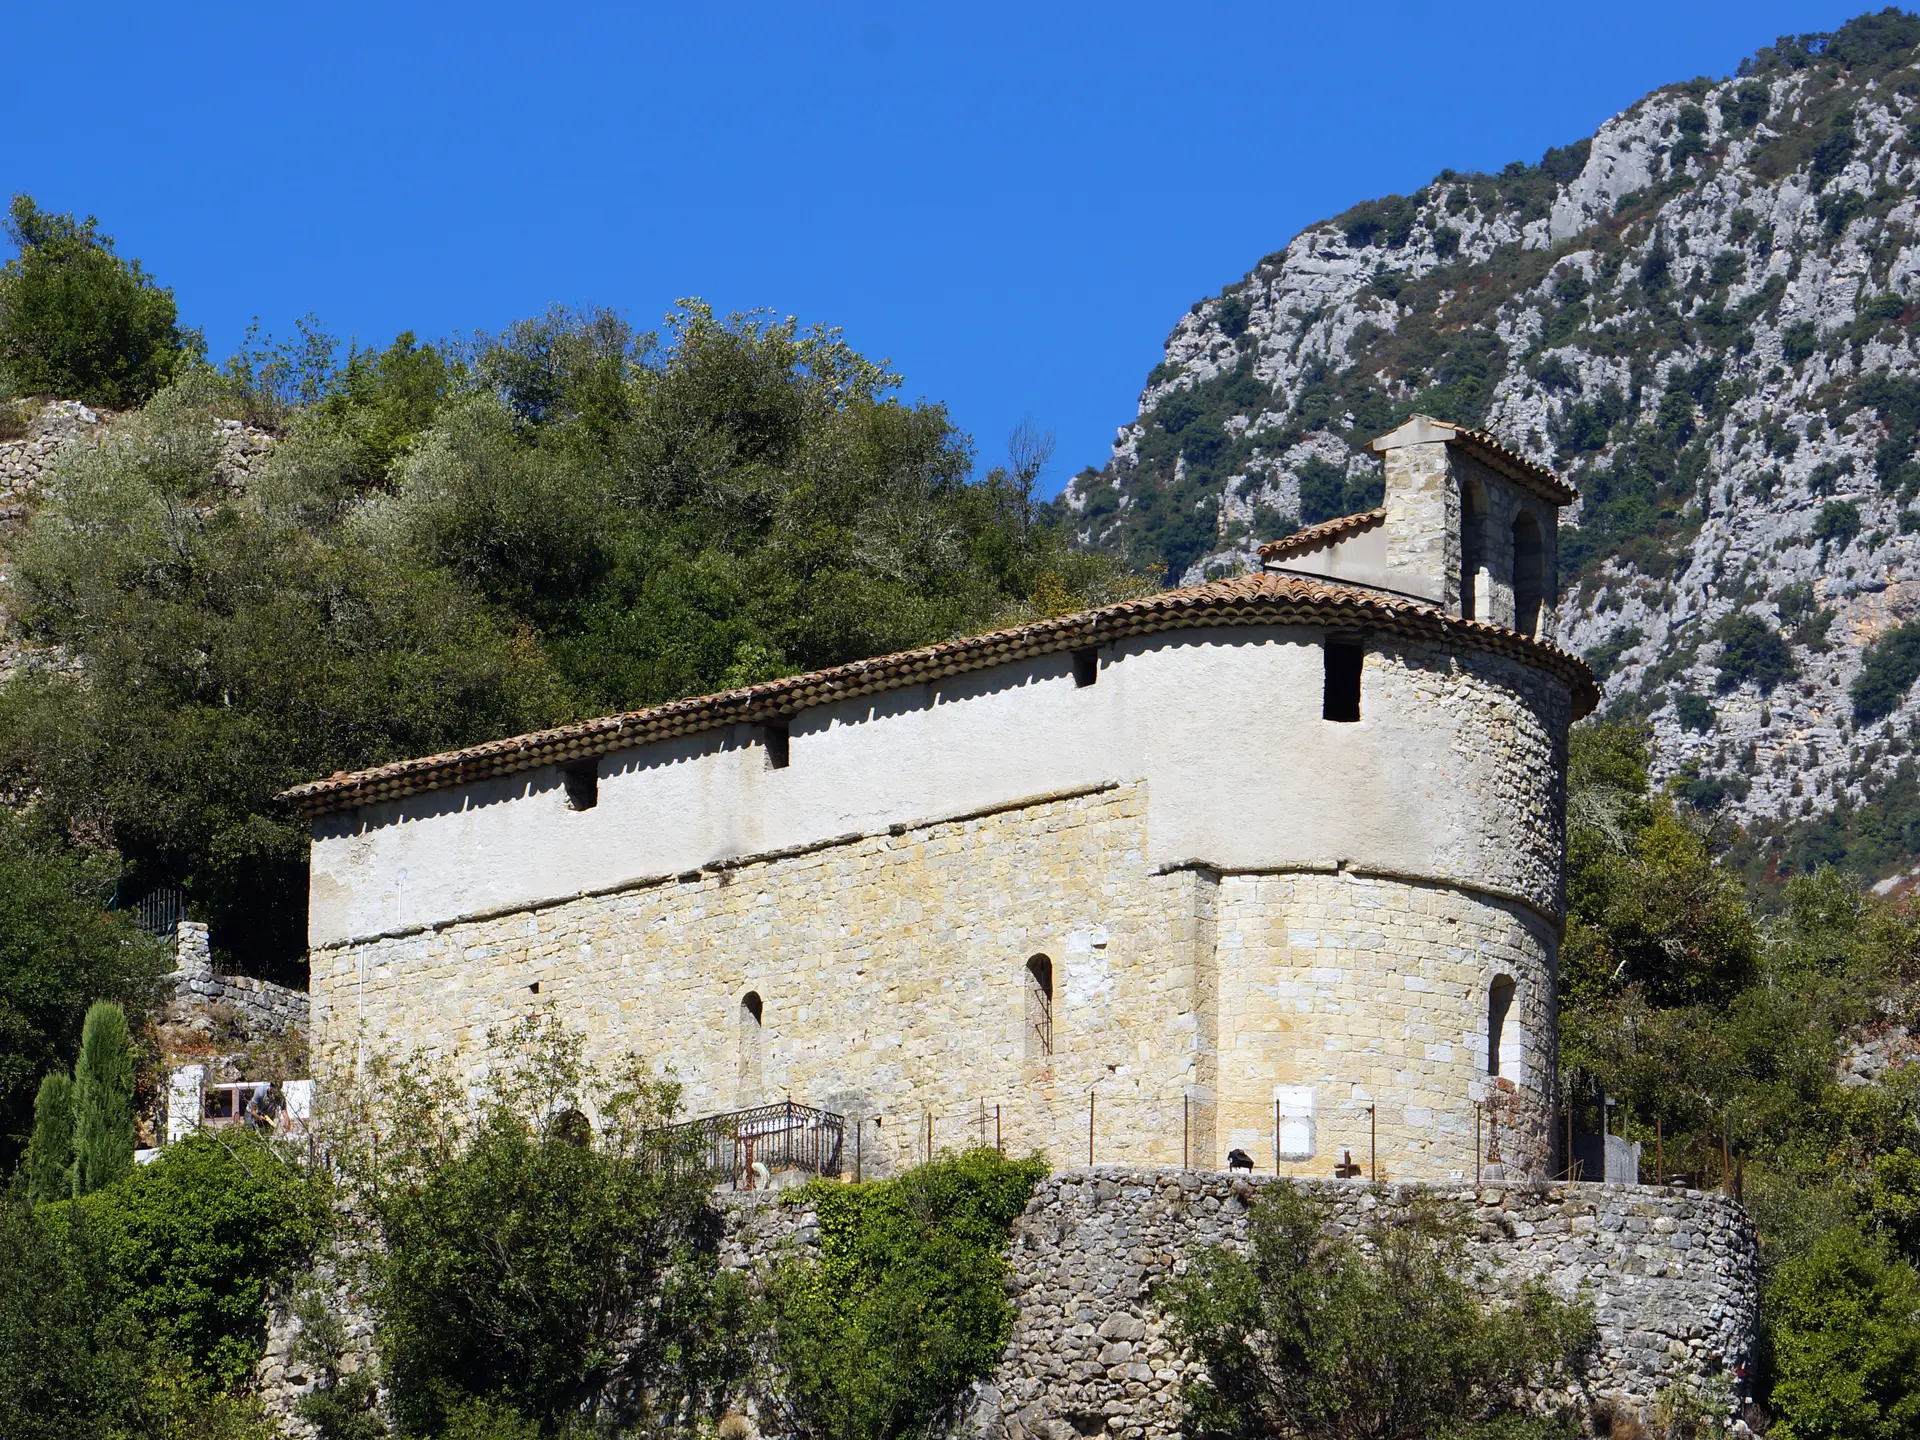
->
[1460,481,1488,621]
[1511,513,1545,639]
[1487,976,1517,1076]
[740,991,764,1096]
[1025,955,1054,1058]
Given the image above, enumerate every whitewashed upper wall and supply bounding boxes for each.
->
[309,625,1571,947]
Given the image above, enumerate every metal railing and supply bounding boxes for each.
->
[112,885,185,937]
[659,1100,844,1189]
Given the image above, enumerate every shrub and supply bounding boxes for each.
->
[1296,457,1384,528]
[22,1072,73,1203]
[1159,1184,1594,1440]
[69,1002,133,1197]
[0,195,193,407]
[772,1147,1048,1440]
[0,816,168,1175]
[1714,612,1796,694]
[0,1198,145,1440]
[1769,1226,1920,1440]
[339,1012,752,1437]
[1676,692,1716,733]
[80,1129,321,1390]
[1853,624,1920,724]
[1816,499,1863,549]
[1783,322,1821,366]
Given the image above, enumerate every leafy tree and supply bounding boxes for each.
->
[69,1002,134,1197]
[0,1199,146,1440]
[139,1354,286,1440]
[771,1147,1048,1440]
[1769,1226,1920,1440]
[0,373,575,977]
[22,1072,74,1203]
[0,195,194,407]
[333,1011,752,1437]
[79,1129,321,1389]
[1158,1184,1593,1440]
[0,815,167,1174]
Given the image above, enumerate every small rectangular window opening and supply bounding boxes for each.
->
[1323,642,1362,723]
[562,761,599,810]
[1071,649,1099,688]
[764,724,790,769]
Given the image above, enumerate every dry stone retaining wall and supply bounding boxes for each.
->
[257,1169,1756,1436]
[712,1168,1755,1438]
[971,1169,1756,1440]
[168,921,311,1040]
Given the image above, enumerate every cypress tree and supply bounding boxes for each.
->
[22,1070,75,1202]
[71,1000,135,1195]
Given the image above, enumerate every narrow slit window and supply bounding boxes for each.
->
[764,725,790,769]
[1323,642,1362,723]
[1071,649,1099,688]
[1026,955,1054,1057]
[1487,975,1516,1076]
[562,761,598,810]
[740,991,764,1093]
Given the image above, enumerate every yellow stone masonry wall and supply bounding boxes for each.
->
[1213,871,1556,1181]
[314,778,1559,1179]
[314,784,1221,1174]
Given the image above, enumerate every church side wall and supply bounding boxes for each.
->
[313,784,1222,1174]
[314,783,1557,1178]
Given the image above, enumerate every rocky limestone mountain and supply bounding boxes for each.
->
[1060,11,1920,884]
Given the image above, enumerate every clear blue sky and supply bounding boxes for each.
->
[0,1,1875,495]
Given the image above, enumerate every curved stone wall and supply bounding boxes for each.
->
[1212,871,1557,1181]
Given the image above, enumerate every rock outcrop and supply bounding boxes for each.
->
[1064,17,1920,876]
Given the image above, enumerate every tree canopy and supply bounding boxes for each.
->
[0,196,196,408]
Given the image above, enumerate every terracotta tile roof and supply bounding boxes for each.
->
[1258,508,1386,561]
[1448,426,1577,505]
[1371,415,1576,505]
[281,573,1598,817]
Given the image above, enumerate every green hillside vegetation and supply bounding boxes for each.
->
[1065,9,1920,588]
[0,199,1144,980]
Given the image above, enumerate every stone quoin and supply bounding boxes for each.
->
[284,415,1599,1184]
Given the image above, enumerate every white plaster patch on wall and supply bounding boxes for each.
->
[1064,928,1113,1009]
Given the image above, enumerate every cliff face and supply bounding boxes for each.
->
[1062,14,1920,881]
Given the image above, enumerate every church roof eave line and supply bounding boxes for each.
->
[280,573,1598,818]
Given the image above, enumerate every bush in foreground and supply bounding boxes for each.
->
[1159,1184,1595,1440]
[771,1147,1048,1440]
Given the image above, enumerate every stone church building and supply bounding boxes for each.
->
[287,415,1595,1181]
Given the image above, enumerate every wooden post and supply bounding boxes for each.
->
[1184,1094,1190,1171]
[995,1104,1002,1154]
[1273,1097,1280,1173]
[1368,1105,1377,1182]
[1475,1102,1482,1186]
[855,1118,862,1182]
[1565,1101,1574,1181]
[1656,1119,1663,1185]
[925,1109,932,1164]
[1087,1092,1095,1166]
[979,1096,985,1150]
